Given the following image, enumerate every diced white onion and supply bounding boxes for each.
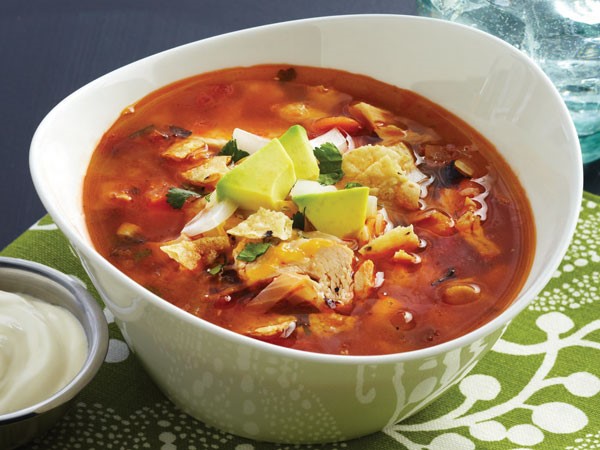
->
[309,128,348,153]
[249,274,307,308]
[374,272,385,288]
[407,167,428,184]
[378,207,394,232]
[366,195,378,217]
[182,198,237,237]
[290,179,337,198]
[342,129,355,151]
[232,128,270,154]
[281,321,297,339]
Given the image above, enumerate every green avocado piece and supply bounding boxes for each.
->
[293,186,370,238]
[216,138,296,210]
[279,125,320,181]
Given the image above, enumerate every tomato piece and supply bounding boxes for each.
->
[311,116,363,135]
[144,184,171,210]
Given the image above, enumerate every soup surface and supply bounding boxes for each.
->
[84,65,534,355]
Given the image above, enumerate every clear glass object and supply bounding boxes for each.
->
[416,0,600,164]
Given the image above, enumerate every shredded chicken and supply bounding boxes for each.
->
[455,211,501,259]
[409,209,456,237]
[274,102,328,123]
[302,243,355,306]
[353,260,376,298]
[237,237,355,310]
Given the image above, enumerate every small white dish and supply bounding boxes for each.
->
[0,257,108,449]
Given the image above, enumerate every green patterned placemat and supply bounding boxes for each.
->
[3,192,599,450]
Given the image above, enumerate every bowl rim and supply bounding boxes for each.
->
[29,13,583,366]
[0,256,109,423]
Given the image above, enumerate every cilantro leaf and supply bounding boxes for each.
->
[218,139,249,163]
[207,264,223,275]
[292,211,305,230]
[345,182,363,189]
[169,125,192,138]
[313,142,344,185]
[166,187,202,209]
[128,124,156,139]
[236,242,271,262]
[134,248,152,262]
[317,173,342,185]
[276,67,297,82]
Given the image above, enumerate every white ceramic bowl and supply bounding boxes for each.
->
[29,15,582,443]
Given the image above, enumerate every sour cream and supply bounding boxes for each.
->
[0,290,87,415]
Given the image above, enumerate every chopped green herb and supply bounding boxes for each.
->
[128,124,156,139]
[207,264,223,275]
[314,142,344,185]
[236,242,271,262]
[166,187,202,209]
[292,211,305,230]
[276,67,297,82]
[133,248,152,262]
[218,139,249,163]
[431,267,457,286]
[345,182,363,189]
[204,192,212,202]
[169,125,192,138]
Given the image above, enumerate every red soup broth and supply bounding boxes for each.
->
[83,65,535,356]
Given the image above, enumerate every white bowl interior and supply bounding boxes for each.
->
[31,14,582,353]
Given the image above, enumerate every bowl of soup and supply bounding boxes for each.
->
[29,15,582,443]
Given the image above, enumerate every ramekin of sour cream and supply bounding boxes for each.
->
[0,290,88,415]
[0,257,108,450]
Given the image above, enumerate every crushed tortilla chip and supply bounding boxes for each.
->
[247,318,297,338]
[392,249,421,264]
[342,144,420,209]
[182,155,231,186]
[309,313,358,337]
[359,225,420,256]
[349,102,396,126]
[160,235,230,270]
[227,208,293,240]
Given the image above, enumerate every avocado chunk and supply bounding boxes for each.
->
[279,125,320,180]
[216,139,296,210]
[293,186,370,238]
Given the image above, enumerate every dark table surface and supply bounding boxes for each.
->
[1,0,599,250]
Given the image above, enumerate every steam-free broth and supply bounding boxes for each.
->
[83,65,534,355]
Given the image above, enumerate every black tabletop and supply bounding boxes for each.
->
[1,0,598,250]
